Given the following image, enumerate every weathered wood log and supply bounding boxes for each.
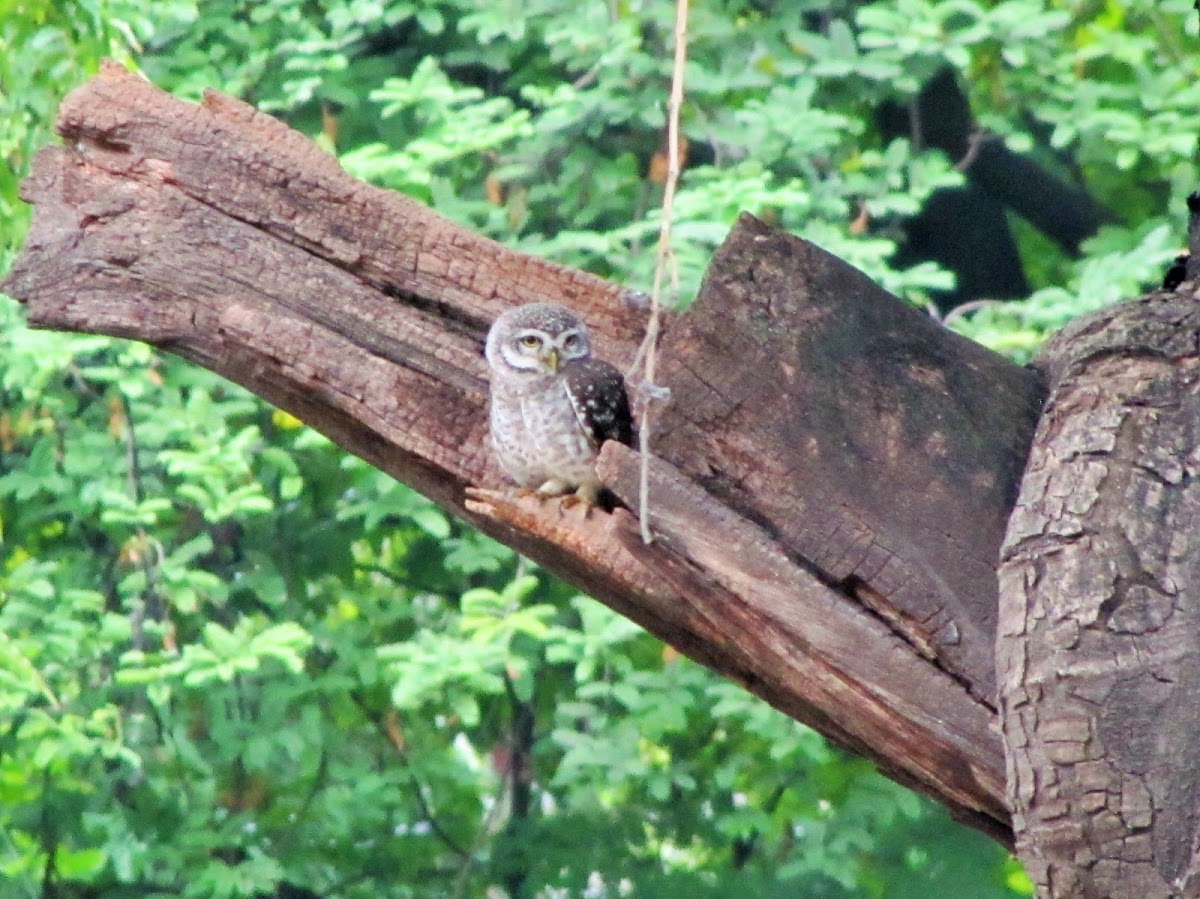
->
[998,289,1200,896]
[651,216,1044,701]
[3,62,1047,843]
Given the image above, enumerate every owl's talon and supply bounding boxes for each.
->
[535,478,572,497]
[559,483,601,516]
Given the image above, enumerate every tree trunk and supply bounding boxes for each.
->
[4,61,1110,851]
[998,291,1200,897]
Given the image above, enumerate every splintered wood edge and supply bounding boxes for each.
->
[596,446,1007,815]
[464,452,1009,840]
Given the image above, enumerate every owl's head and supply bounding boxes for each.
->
[485,303,593,378]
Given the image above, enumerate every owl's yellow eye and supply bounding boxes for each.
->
[520,335,541,349]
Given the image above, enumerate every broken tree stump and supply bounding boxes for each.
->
[3,62,1049,843]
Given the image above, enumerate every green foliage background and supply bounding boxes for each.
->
[1,0,1195,896]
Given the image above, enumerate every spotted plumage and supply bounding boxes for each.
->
[485,303,634,502]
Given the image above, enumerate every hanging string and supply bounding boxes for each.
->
[635,0,688,544]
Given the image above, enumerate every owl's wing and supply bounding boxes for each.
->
[564,358,635,448]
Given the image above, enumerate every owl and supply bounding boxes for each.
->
[485,303,634,504]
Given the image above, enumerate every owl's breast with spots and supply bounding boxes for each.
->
[489,382,597,489]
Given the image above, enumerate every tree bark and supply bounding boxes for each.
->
[998,291,1200,897]
[2,62,1048,844]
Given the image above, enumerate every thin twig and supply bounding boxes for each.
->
[636,0,689,545]
[349,690,471,860]
[941,298,1002,328]
[954,130,986,173]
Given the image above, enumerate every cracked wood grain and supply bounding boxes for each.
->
[654,216,1046,700]
[998,289,1200,897]
[595,444,1009,840]
[4,63,1045,843]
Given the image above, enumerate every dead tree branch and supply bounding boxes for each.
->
[3,63,1049,844]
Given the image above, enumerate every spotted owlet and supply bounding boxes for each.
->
[485,303,634,503]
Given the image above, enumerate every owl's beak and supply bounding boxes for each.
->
[544,348,560,372]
